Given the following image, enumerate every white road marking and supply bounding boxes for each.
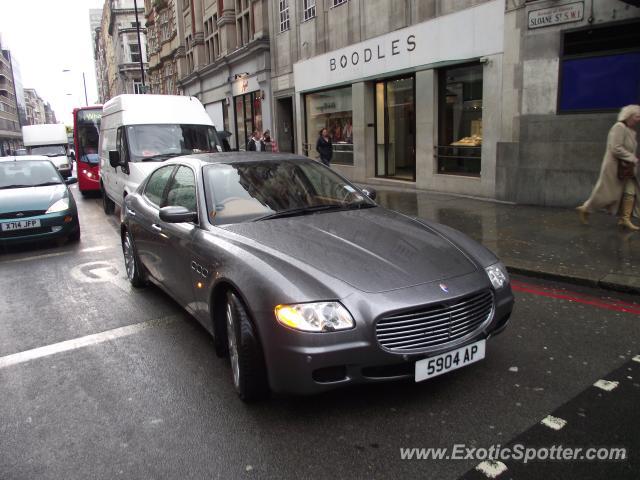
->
[0,251,71,264]
[593,379,619,391]
[0,315,179,369]
[475,460,508,478]
[632,355,640,363]
[81,245,113,253]
[541,415,567,431]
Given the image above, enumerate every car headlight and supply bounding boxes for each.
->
[275,302,355,332]
[58,164,69,169]
[46,197,70,214]
[485,263,509,289]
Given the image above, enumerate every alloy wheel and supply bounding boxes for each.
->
[123,233,135,281]
[227,303,240,389]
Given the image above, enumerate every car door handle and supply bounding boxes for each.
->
[151,224,162,232]
[126,208,136,216]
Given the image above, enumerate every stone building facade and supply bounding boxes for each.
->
[176,0,272,151]
[145,0,183,95]
[95,0,149,102]
[268,0,640,207]
[24,89,46,126]
[0,38,22,155]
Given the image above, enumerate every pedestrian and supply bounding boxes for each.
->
[315,127,333,167]
[577,105,640,231]
[262,129,273,152]
[247,130,264,151]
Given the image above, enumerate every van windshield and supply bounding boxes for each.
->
[30,145,67,157]
[126,124,220,162]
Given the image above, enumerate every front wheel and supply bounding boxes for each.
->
[122,230,146,288]
[226,292,269,401]
[102,186,115,215]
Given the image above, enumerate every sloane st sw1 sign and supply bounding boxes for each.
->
[528,2,584,29]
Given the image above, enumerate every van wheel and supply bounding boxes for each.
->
[102,186,115,215]
[225,291,269,402]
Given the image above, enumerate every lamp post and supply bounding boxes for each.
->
[133,0,146,92]
[62,69,88,106]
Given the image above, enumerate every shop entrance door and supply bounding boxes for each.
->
[375,76,416,181]
[276,97,294,153]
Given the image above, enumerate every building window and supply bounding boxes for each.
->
[236,0,253,47]
[302,0,315,21]
[559,20,640,113]
[436,63,483,177]
[130,42,141,63]
[279,0,290,33]
[133,81,144,94]
[304,86,353,165]
[332,0,348,6]
[162,62,175,95]
[375,76,415,180]
[204,15,219,64]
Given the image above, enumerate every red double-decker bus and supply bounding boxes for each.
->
[73,105,102,193]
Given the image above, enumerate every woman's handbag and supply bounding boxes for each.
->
[618,160,635,180]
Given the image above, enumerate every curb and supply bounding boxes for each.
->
[505,265,640,296]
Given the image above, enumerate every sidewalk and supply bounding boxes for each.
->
[368,185,640,294]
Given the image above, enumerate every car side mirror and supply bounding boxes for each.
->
[159,206,198,223]
[109,150,122,168]
[361,187,377,201]
[65,177,78,185]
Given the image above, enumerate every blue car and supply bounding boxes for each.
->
[0,159,80,245]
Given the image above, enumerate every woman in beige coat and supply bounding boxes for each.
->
[577,105,640,231]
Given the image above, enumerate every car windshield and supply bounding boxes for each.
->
[127,124,220,162]
[0,160,62,189]
[77,109,101,164]
[203,159,376,225]
[30,145,67,156]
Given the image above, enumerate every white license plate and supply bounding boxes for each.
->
[1,219,41,231]
[415,340,486,382]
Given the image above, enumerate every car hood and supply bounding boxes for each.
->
[223,207,478,293]
[0,184,66,214]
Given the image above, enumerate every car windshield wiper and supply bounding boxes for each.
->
[254,204,343,221]
[32,182,62,187]
[342,201,376,210]
[140,153,182,162]
[0,184,33,189]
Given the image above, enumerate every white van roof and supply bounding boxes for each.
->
[22,124,68,146]
[102,94,213,126]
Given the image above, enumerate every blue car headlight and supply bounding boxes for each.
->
[485,263,509,289]
[46,198,70,214]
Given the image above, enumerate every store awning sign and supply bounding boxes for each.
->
[528,2,584,29]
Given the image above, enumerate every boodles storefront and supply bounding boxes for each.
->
[293,0,505,198]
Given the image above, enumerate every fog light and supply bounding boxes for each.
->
[52,226,63,232]
[64,215,73,223]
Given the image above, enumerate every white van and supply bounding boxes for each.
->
[99,94,220,214]
[22,124,73,178]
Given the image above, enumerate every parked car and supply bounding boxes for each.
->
[0,158,80,245]
[99,94,221,216]
[120,153,513,401]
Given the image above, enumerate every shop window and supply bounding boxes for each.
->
[436,63,483,177]
[304,86,353,166]
[559,20,640,113]
[234,91,263,150]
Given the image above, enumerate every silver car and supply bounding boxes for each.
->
[120,153,513,401]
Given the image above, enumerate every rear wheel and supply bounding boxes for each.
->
[102,185,115,215]
[226,292,269,401]
[122,230,146,288]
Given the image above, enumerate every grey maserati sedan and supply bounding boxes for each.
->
[120,153,513,401]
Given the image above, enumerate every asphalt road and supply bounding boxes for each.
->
[1,186,638,480]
